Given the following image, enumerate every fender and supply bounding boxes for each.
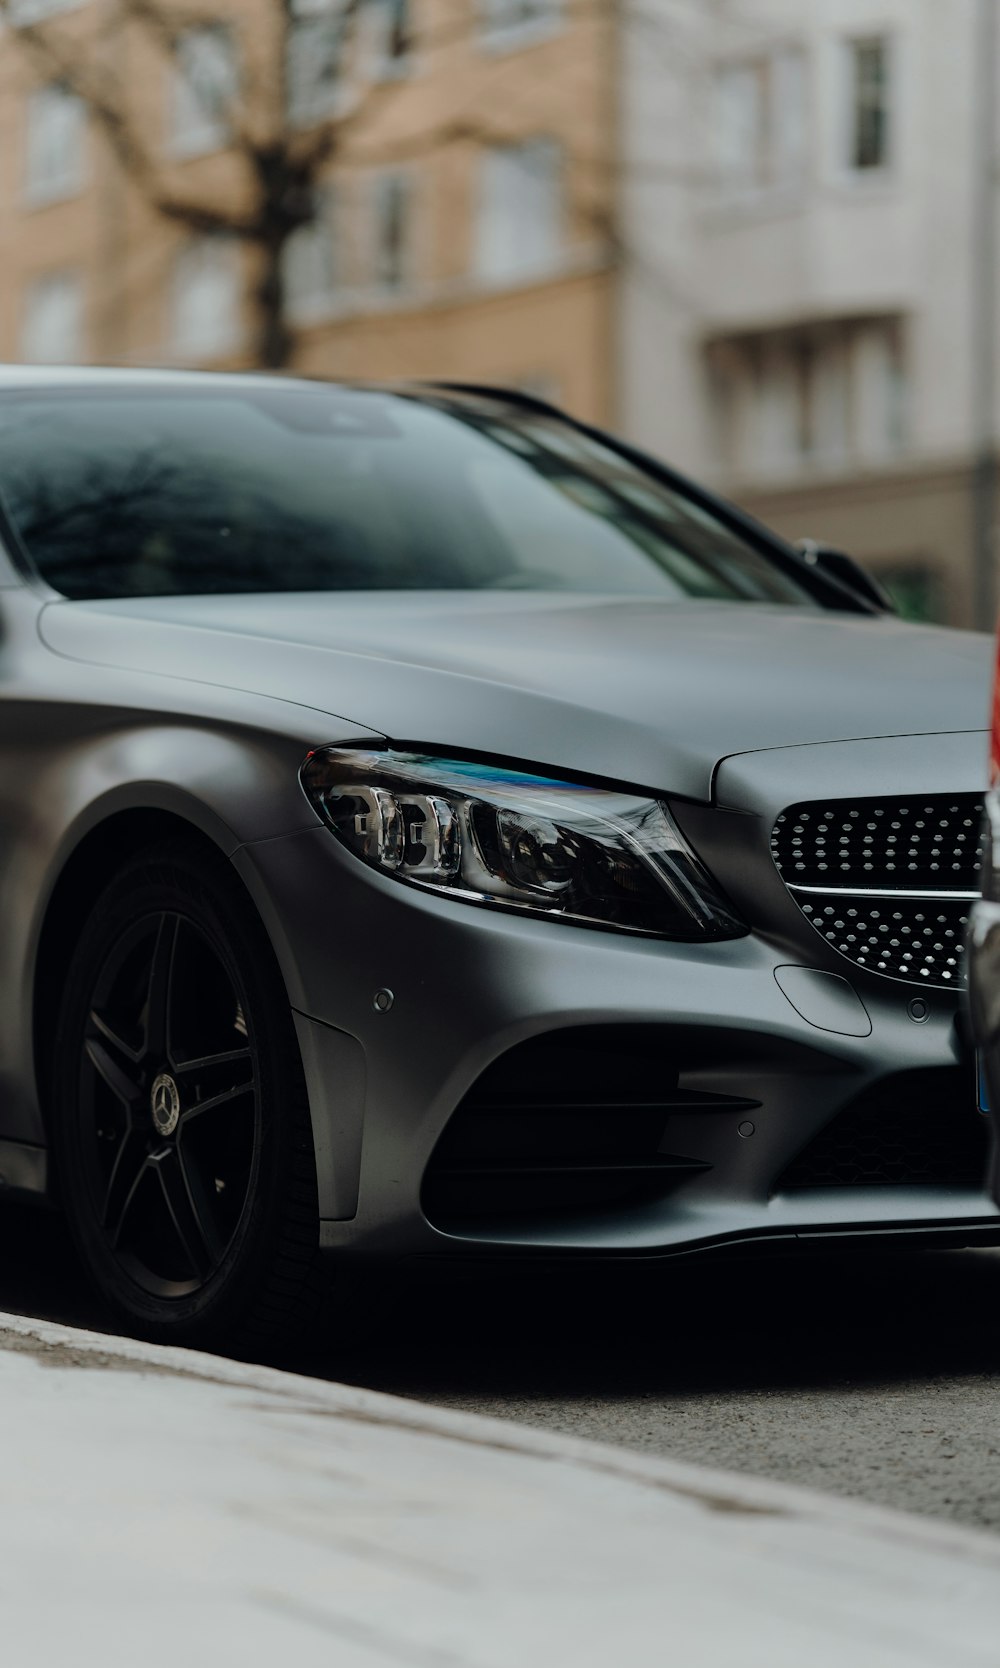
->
[0,716,382,1154]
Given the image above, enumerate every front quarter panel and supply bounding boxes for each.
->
[0,586,382,1151]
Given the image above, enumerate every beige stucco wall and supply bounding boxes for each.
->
[292,265,615,422]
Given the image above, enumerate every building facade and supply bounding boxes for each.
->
[619,0,1000,627]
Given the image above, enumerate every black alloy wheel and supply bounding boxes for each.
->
[51,840,324,1348]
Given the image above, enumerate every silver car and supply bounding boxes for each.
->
[0,365,994,1346]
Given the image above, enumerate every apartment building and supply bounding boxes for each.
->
[620,0,1000,627]
[0,0,616,421]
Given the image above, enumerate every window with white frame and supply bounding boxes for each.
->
[479,0,561,50]
[714,47,805,197]
[367,0,412,77]
[854,319,906,457]
[371,171,411,289]
[844,36,891,172]
[283,187,340,318]
[25,82,85,203]
[475,138,562,283]
[171,236,241,358]
[708,317,906,482]
[170,25,239,157]
[21,270,83,362]
[287,0,349,126]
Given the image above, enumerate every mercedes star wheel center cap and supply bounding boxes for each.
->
[151,1072,181,1138]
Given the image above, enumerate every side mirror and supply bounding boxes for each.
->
[796,539,897,613]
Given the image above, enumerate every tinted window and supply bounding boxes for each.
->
[0,384,818,605]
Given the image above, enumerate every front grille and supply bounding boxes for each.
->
[771,793,983,987]
[775,1067,988,1191]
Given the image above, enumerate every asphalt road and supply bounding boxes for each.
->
[3,1201,999,1531]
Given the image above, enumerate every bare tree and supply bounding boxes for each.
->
[0,0,491,367]
[0,0,716,370]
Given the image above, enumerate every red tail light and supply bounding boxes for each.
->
[992,631,1000,785]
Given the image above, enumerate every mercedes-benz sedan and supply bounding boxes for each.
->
[0,366,995,1346]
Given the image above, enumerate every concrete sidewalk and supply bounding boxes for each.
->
[0,1311,998,1667]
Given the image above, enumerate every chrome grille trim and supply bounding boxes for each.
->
[771,793,984,989]
[789,885,981,902]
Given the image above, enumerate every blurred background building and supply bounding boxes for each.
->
[0,0,997,626]
[622,0,1000,631]
[0,0,616,409]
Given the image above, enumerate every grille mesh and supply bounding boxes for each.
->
[771,793,984,988]
[776,1068,987,1191]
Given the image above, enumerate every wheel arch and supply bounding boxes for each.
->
[28,797,343,1222]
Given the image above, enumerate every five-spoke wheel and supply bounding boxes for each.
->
[52,841,322,1347]
[81,910,260,1297]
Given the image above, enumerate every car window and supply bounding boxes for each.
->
[0,384,820,606]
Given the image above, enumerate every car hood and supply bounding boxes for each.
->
[39,593,992,802]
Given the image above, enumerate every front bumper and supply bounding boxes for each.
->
[235,748,999,1261]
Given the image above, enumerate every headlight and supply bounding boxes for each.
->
[300,748,745,940]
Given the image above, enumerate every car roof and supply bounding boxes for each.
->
[0,364,542,405]
[0,364,356,394]
[0,363,580,425]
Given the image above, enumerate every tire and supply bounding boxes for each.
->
[50,837,326,1351]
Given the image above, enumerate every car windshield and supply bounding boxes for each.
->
[0,383,819,606]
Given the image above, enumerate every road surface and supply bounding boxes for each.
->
[3,1201,998,1529]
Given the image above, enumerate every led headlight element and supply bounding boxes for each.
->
[301,749,745,941]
